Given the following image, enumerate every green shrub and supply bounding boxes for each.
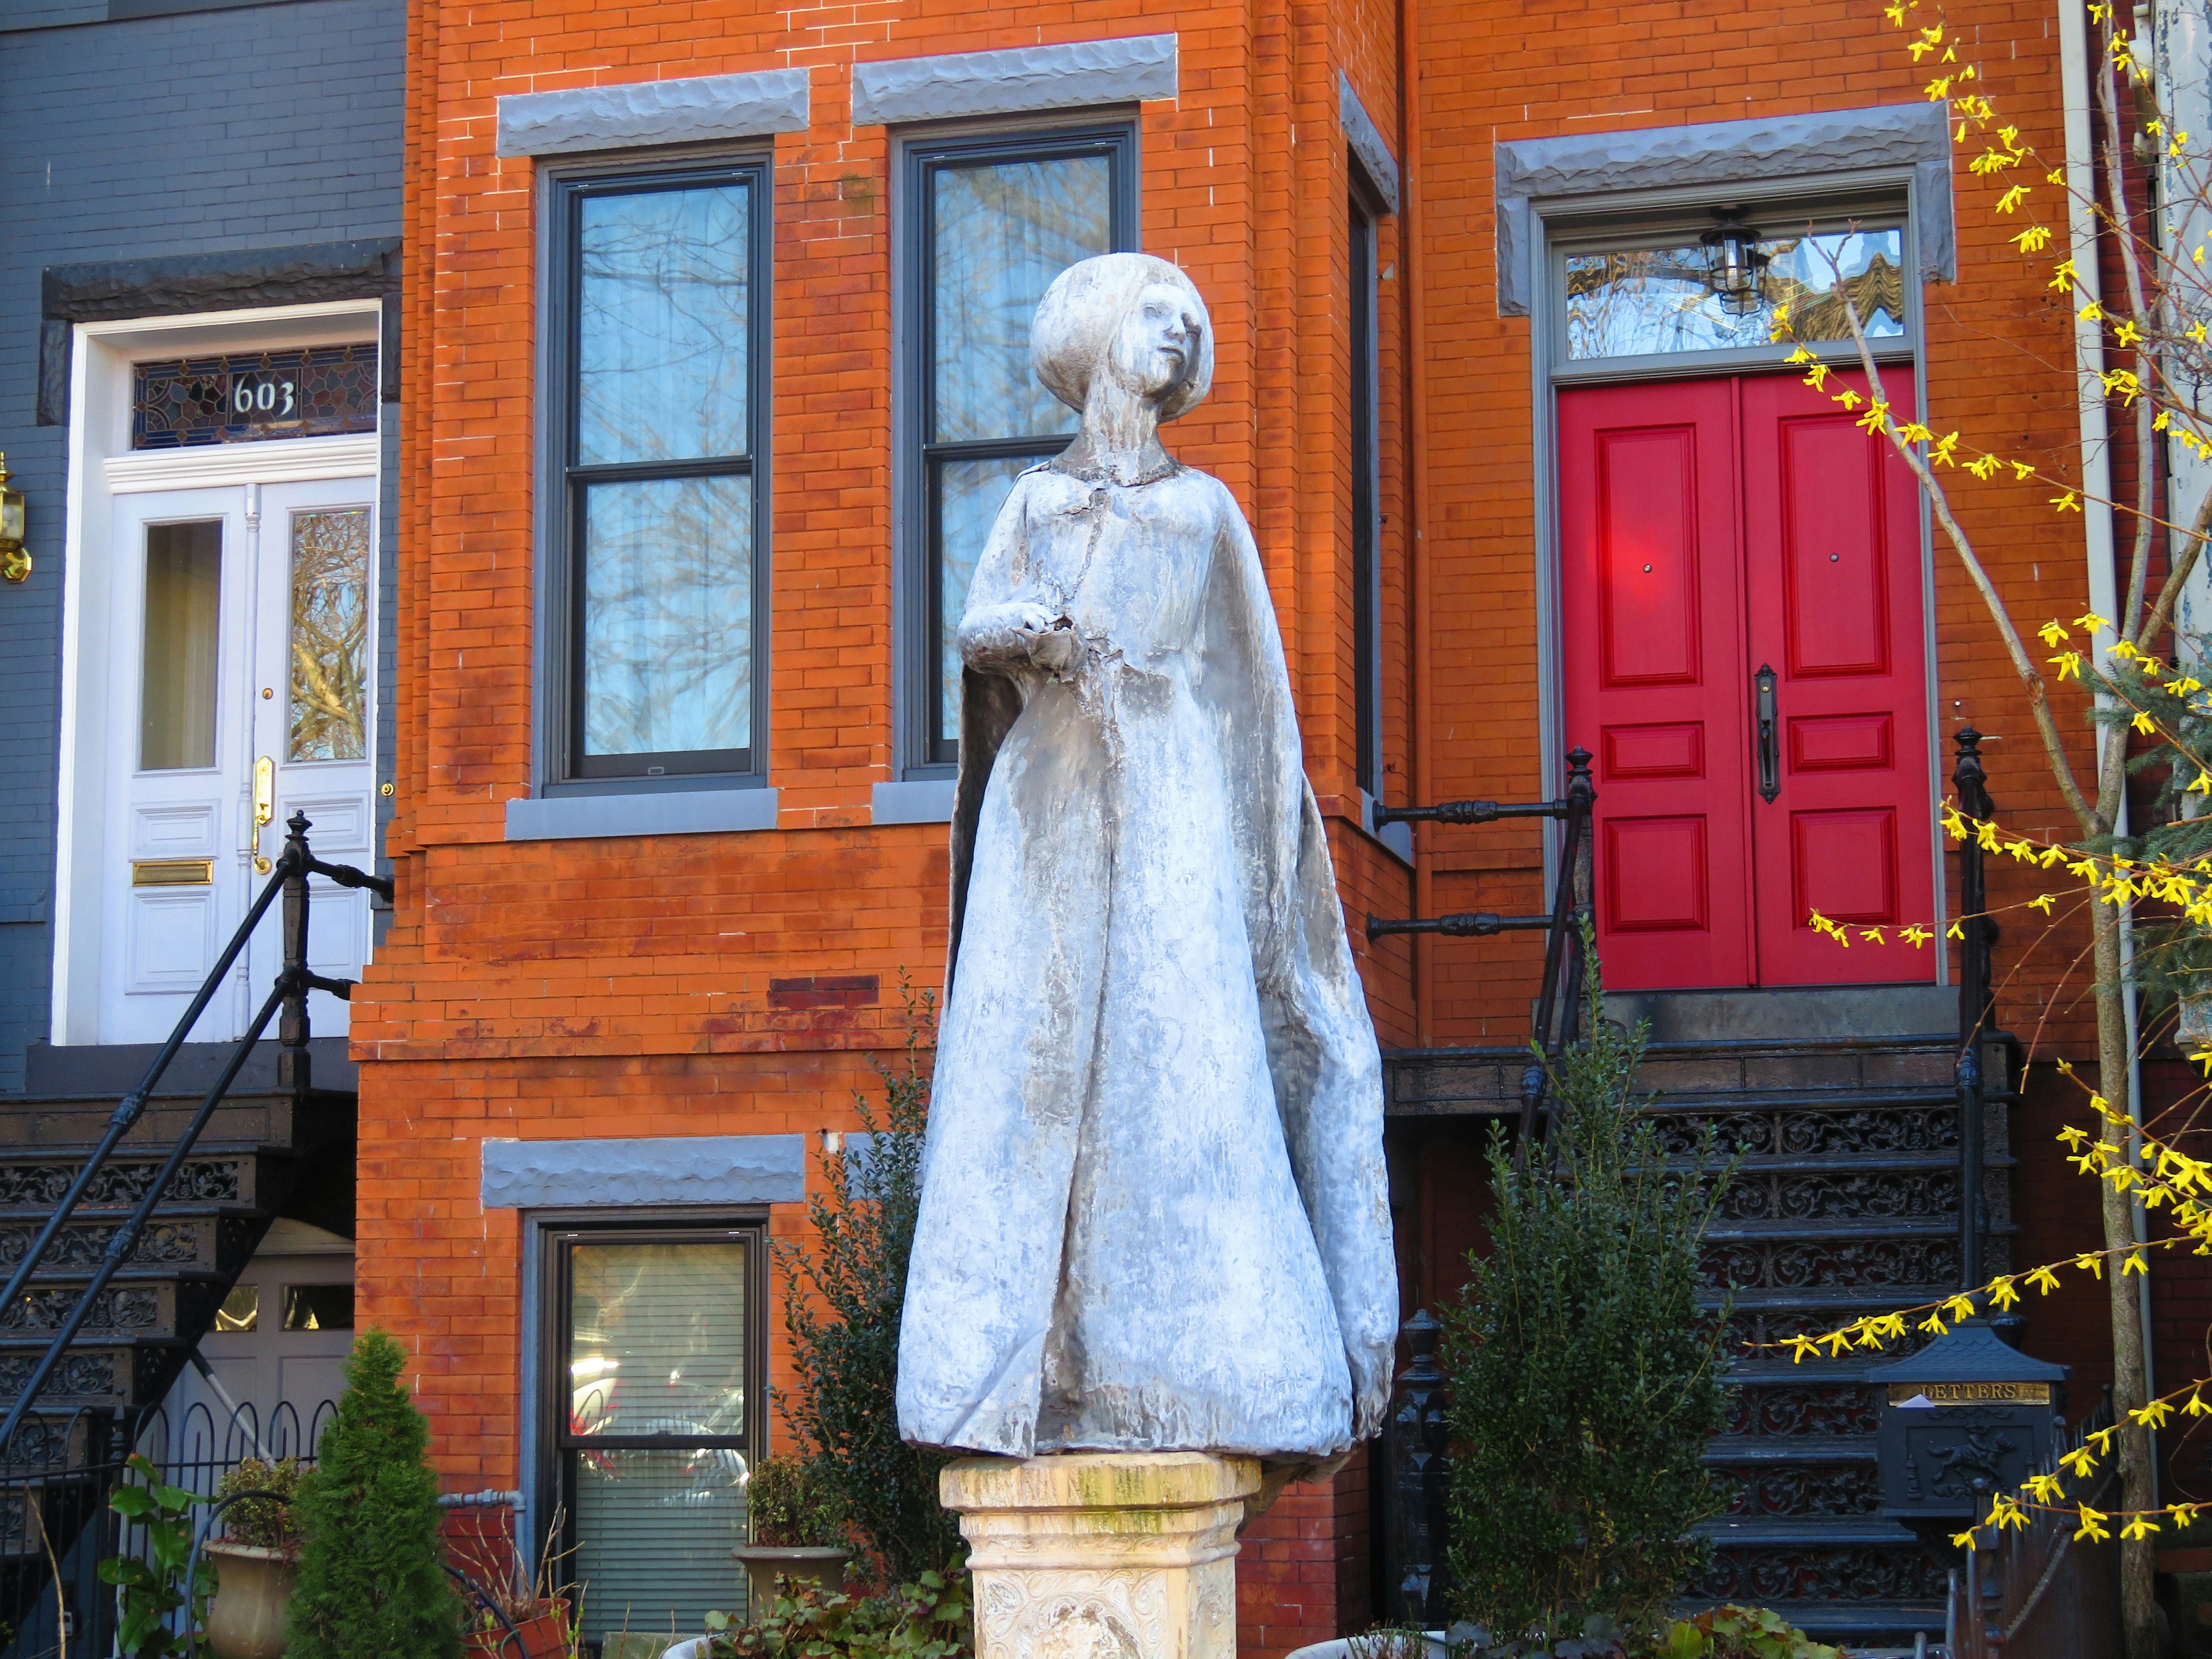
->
[774,986,963,1585]
[99,1453,211,1658]
[703,1569,969,1659]
[1440,953,1736,1648]
[215,1456,304,1552]
[286,1328,461,1659]
[1660,1605,1840,1659]
[749,1455,846,1548]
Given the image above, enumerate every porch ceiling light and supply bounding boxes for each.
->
[1702,209,1770,317]
[0,454,25,584]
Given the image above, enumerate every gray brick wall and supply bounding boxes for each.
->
[0,0,402,1092]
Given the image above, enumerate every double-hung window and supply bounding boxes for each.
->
[546,160,771,786]
[547,1224,764,1645]
[903,125,1137,770]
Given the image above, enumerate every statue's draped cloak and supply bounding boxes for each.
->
[896,457,1398,1460]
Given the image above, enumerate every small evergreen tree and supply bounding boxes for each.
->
[287,1327,462,1659]
[774,987,963,1584]
[1441,956,1736,1649]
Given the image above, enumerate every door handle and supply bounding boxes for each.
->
[250,756,275,873]
[1754,664,1781,804]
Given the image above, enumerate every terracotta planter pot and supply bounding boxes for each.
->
[730,1544,849,1609]
[465,1605,573,1658]
[200,1540,298,1659]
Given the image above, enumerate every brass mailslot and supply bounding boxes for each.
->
[132,858,214,888]
[1887,1381,2052,1406]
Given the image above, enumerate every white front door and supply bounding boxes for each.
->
[99,476,377,1046]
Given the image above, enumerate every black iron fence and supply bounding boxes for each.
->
[2,1396,336,1659]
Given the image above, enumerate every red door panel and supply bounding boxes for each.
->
[1741,371,1934,986]
[1560,381,1752,990]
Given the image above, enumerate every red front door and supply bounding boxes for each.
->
[1559,371,1934,991]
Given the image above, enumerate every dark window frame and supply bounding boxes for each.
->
[900,121,1139,774]
[541,155,774,791]
[1348,183,1385,802]
[536,1217,770,1636]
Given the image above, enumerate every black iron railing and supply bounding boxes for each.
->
[0,813,389,1457]
[1368,747,1597,1141]
[1953,728,1998,1293]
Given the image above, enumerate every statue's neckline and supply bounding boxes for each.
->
[1047,453,1185,488]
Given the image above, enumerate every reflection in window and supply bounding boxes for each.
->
[282,1284,355,1331]
[560,1237,752,1645]
[288,509,370,762]
[141,520,223,772]
[1565,228,1906,361]
[912,132,1131,764]
[214,1285,259,1333]
[581,476,753,759]
[559,168,763,780]
[578,185,751,467]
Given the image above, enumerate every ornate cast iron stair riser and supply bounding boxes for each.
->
[0,813,379,1647]
[1378,730,2016,1648]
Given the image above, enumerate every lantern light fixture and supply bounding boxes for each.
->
[1702,209,1771,318]
[0,454,26,584]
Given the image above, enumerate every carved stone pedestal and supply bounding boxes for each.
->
[941,1452,1262,1659]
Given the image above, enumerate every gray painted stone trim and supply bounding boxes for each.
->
[495,69,810,158]
[850,35,1176,127]
[1339,73,1399,215]
[482,1134,806,1209]
[505,786,779,841]
[871,779,956,825]
[1494,102,1954,317]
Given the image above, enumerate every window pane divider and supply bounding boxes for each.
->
[566,454,752,484]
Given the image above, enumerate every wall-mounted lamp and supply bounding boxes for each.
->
[0,454,25,584]
[1702,209,1771,317]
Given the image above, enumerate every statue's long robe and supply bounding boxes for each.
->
[895,457,1398,1460]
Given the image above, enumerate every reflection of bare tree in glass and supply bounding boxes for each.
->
[287,509,369,762]
[583,476,752,757]
[578,185,751,466]
[931,158,1111,442]
[1563,229,1905,361]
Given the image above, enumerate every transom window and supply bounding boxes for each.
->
[1559,218,1908,365]
[548,1226,762,1647]
[546,161,771,785]
[904,124,1138,769]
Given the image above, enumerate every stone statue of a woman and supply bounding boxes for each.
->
[896,253,1397,1467]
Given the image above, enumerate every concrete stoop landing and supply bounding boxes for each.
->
[1386,982,2008,1650]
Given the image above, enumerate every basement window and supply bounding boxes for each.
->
[547,1225,763,1645]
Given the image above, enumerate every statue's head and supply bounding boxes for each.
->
[1031,253,1214,422]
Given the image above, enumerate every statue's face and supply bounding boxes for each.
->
[1107,283,1202,403]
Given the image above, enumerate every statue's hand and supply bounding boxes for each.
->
[962,601,1080,677]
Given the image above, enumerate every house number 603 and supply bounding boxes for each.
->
[232,378,299,417]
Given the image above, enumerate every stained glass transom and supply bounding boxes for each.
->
[1564,228,1906,361]
[131,345,379,450]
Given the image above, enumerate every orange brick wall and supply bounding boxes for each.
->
[372,0,2131,1644]
[377,0,1406,1650]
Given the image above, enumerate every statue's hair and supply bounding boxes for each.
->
[1029,252,1214,422]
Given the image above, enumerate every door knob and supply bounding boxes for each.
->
[1754,665,1781,804]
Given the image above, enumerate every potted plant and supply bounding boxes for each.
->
[732,1456,849,1609]
[203,1457,304,1659]
[456,1514,579,1658]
